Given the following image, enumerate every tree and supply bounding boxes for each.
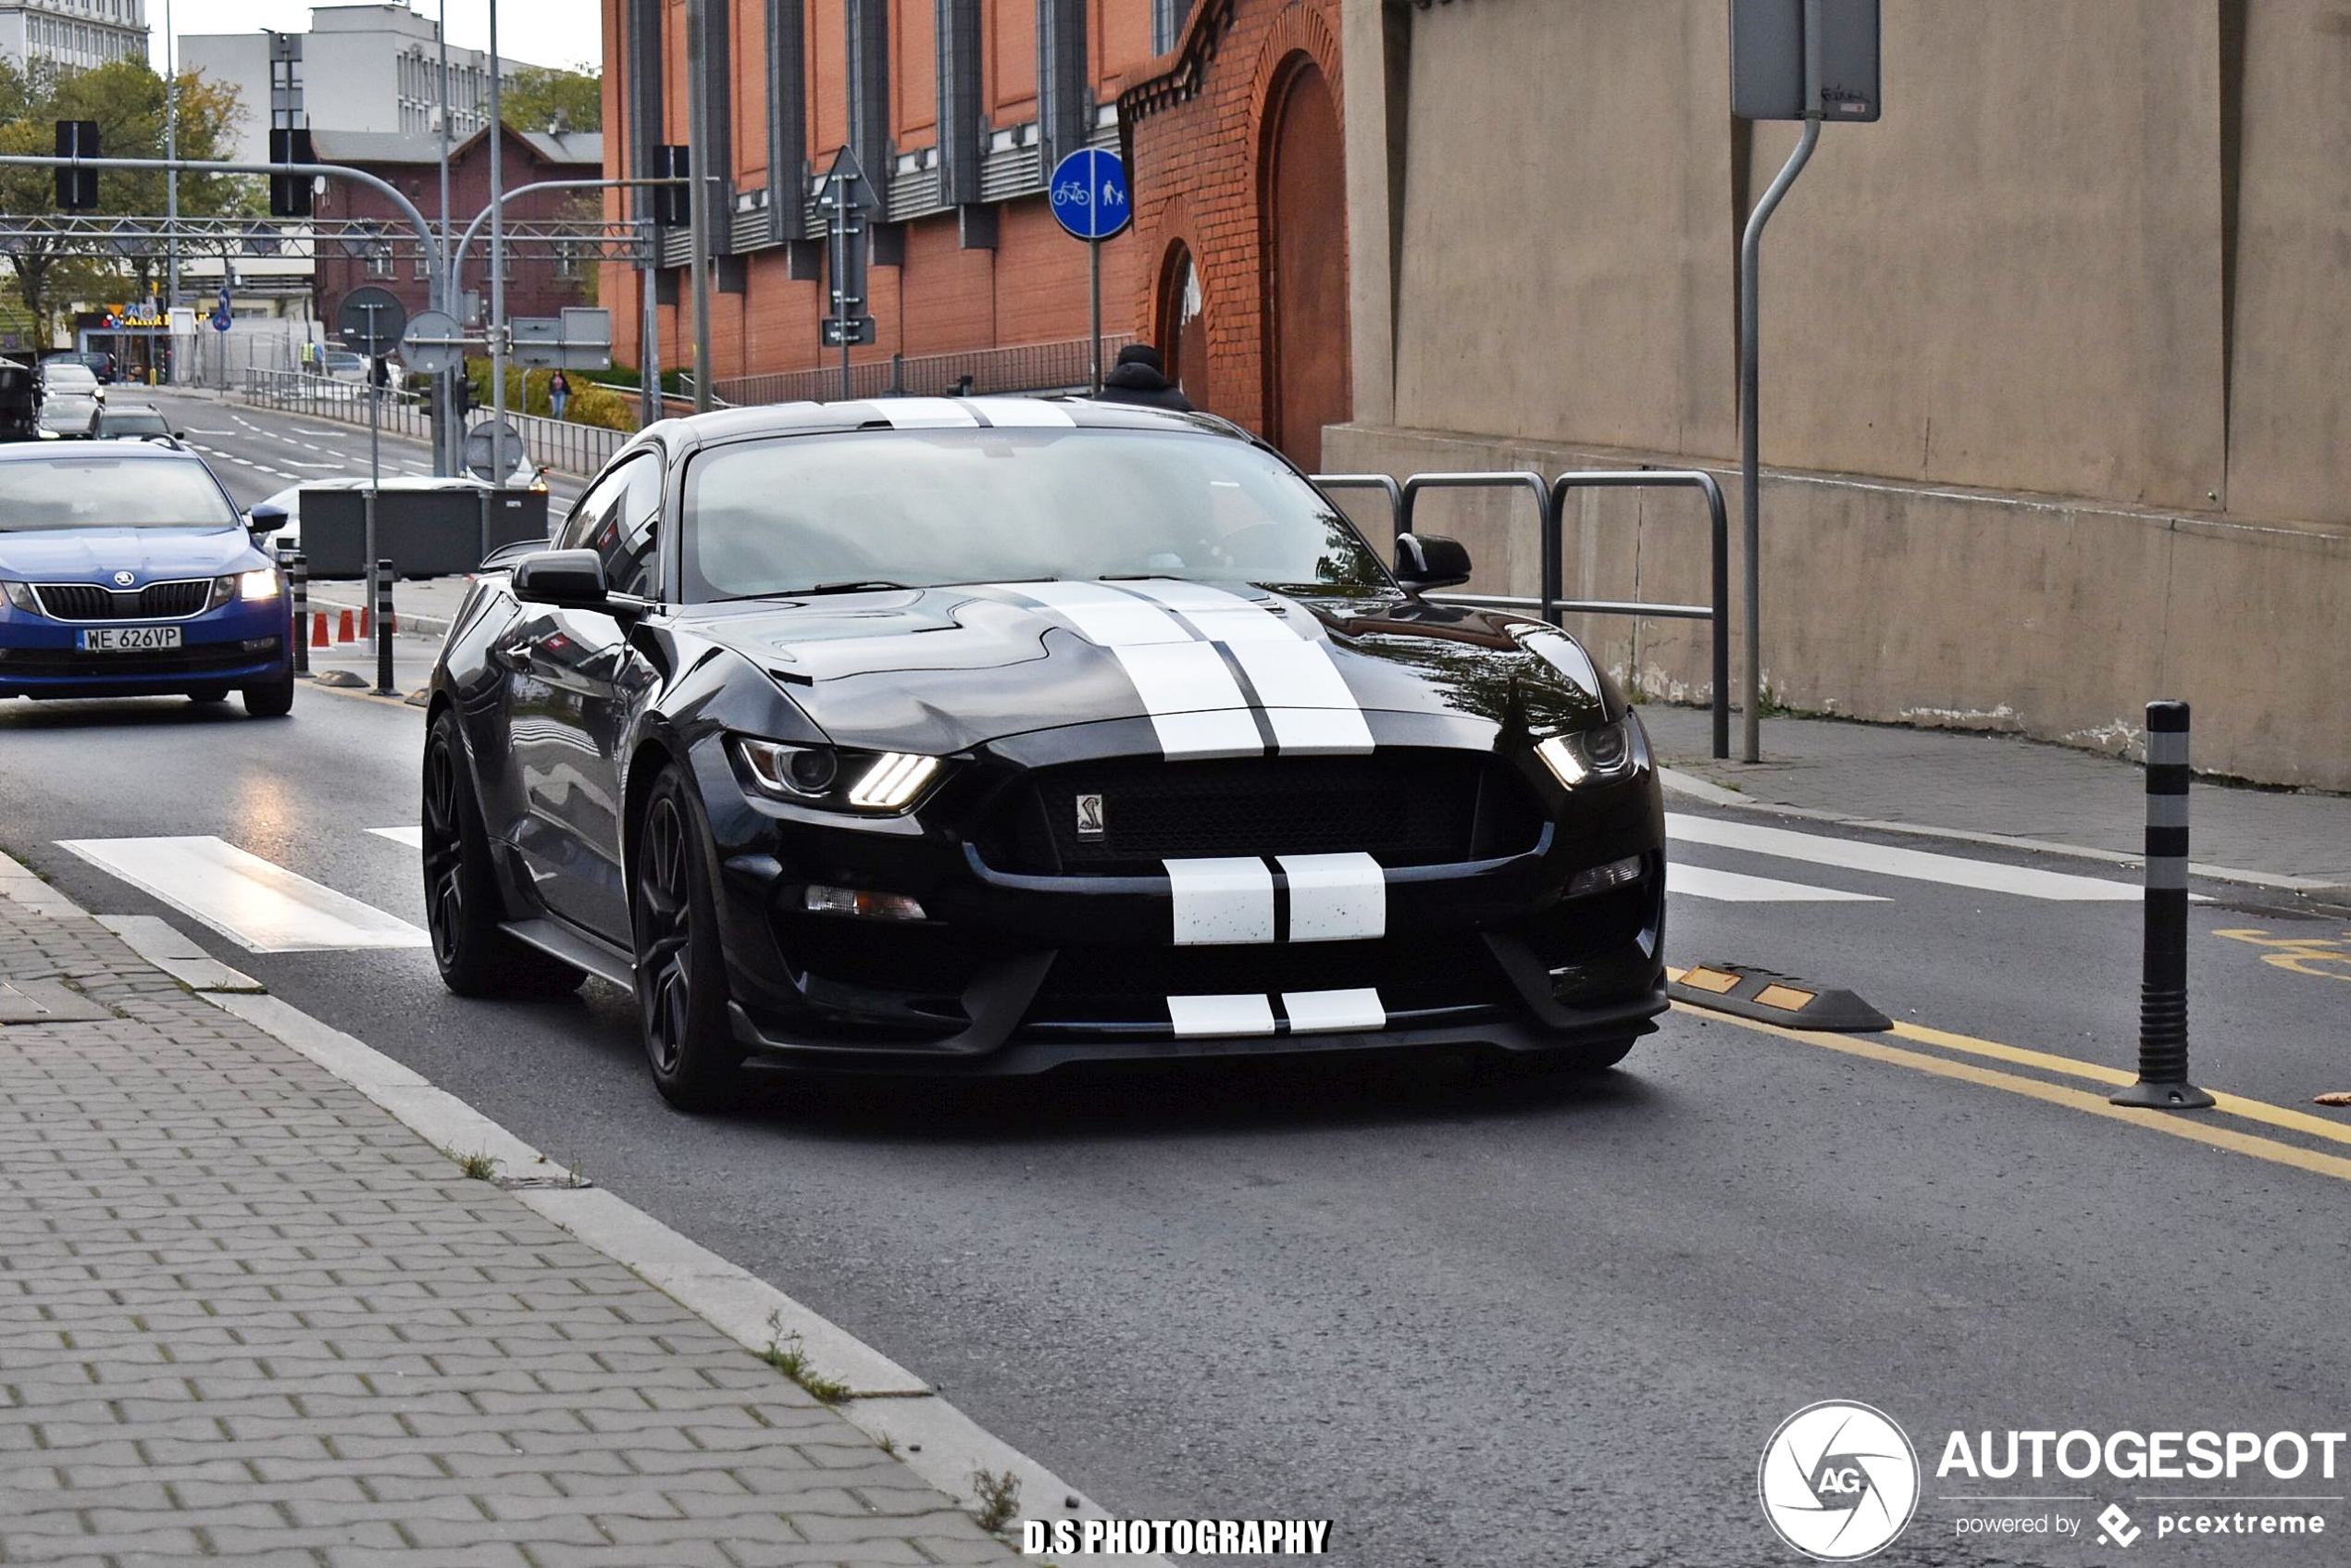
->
[504,65,601,135]
[0,57,254,346]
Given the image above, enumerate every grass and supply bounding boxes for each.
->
[454,1150,499,1181]
[759,1311,852,1405]
[971,1468,1022,1535]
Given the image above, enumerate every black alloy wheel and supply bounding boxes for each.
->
[421,708,581,998]
[631,767,743,1112]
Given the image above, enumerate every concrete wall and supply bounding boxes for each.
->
[1338,0,2351,789]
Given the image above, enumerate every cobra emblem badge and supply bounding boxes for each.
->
[1076,793,1106,839]
[113,570,136,587]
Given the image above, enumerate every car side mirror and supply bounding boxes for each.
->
[512,549,609,610]
[245,503,288,535]
[1394,532,1473,593]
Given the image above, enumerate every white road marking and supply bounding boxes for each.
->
[367,826,425,849]
[1665,813,2144,901]
[56,836,429,952]
[1668,864,1887,903]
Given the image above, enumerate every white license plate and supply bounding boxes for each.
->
[78,626,183,653]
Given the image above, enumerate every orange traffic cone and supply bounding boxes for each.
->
[311,611,329,648]
[336,608,355,643]
[359,607,371,641]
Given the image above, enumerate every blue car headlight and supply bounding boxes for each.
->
[1,581,39,615]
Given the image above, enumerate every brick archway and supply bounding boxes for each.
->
[1258,51,1351,470]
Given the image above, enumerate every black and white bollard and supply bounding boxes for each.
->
[2110,700,2214,1110]
[374,558,395,696]
[284,548,309,678]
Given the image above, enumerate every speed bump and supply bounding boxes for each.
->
[1669,963,1892,1033]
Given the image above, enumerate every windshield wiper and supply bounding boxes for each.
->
[802,579,909,595]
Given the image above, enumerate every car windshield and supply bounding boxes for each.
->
[100,411,169,436]
[43,366,94,386]
[682,429,1390,601]
[0,454,238,530]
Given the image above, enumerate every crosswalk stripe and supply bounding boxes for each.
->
[367,826,425,849]
[1669,865,1887,903]
[57,836,428,952]
[1665,814,2144,902]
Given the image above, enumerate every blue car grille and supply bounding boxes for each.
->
[33,579,213,621]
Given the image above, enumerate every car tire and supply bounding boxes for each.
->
[421,709,583,999]
[631,766,744,1113]
[242,676,295,717]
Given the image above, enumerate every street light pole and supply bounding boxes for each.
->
[683,0,715,412]
[434,0,454,475]
[164,0,179,371]
[487,0,510,483]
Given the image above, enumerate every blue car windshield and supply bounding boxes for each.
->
[681,429,1390,601]
[0,455,238,531]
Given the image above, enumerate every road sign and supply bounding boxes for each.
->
[337,286,407,357]
[465,419,527,482]
[400,309,464,376]
[510,307,613,370]
[1048,148,1130,242]
[821,317,876,349]
[212,285,233,334]
[1731,0,1881,122]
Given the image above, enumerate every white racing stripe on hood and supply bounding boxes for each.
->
[873,397,983,429]
[1011,580,1262,758]
[1113,579,1375,756]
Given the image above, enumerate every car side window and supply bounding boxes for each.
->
[558,461,635,553]
[594,457,665,599]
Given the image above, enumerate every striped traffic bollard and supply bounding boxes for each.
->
[283,548,309,678]
[2110,700,2215,1110]
[374,559,396,696]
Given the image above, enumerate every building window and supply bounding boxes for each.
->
[1037,0,1091,173]
[1151,0,1185,56]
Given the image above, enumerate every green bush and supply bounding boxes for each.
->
[464,358,638,431]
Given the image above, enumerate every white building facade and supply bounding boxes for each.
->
[0,0,150,74]
[182,3,541,165]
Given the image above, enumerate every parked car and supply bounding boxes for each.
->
[421,399,1667,1108]
[318,350,369,382]
[0,442,296,715]
[37,360,105,405]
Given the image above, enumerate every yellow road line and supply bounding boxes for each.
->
[1671,1002,2351,1186]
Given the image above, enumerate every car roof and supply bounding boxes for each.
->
[623,396,1247,463]
[0,437,202,464]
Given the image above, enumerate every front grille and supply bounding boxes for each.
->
[34,579,214,621]
[979,751,1543,876]
[1023,931,1514,1028]
[0,641,276,680]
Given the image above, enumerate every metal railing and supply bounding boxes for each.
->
[239,367,629,479]
[1315,467,1734,759]
[711,332,1136,407]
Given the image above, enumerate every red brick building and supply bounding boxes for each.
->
[601,1,1158,401]
[312,127,604,334]
[1119,0,1349,468]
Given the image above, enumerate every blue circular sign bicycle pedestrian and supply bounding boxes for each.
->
[1048,147,1130,243]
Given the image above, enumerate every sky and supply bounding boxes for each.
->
[149,2,603,75]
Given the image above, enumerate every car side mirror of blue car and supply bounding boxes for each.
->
[512,549,610,610]
[245,503,289,535]
[1394,532,1473,593]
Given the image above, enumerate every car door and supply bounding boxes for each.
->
[494,453,664,941]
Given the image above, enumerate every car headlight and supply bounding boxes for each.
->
[238,567,280,601]
[1536,716,1639,790]
[1,580,40,615]
[733,737,945,815]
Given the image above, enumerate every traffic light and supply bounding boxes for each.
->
[268,127,314,218]
[653,145,691,226]
[54,121,98,210]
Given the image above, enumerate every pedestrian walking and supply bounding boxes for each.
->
[549,369,571,422]
[1093,343,1193,413]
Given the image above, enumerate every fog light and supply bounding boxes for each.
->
[804,885,927,921]
[239,636,282,653]
[1566,854,1645,899]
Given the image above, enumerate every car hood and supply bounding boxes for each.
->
[680,579,1610,754]
[0,525,261,583]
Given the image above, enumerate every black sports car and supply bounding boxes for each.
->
[423,398,1666,1108]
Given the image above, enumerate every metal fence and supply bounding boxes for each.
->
[239,367,630,479]
[711,332,1136,407]
[1316,468,1735,760]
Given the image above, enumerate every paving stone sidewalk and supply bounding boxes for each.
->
[0,877,1019,1567]
[1638,703,2351,891]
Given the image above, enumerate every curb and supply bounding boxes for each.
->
[1655,766,2351,902]
[7,858,1166,1564]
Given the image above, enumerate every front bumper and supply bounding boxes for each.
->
[688,720,1668,1076]
[0,597,294,698]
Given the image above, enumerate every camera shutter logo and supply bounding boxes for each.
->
[1757,1400,1920,1561]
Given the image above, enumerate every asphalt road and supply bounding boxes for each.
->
[6,401,2348,1563]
